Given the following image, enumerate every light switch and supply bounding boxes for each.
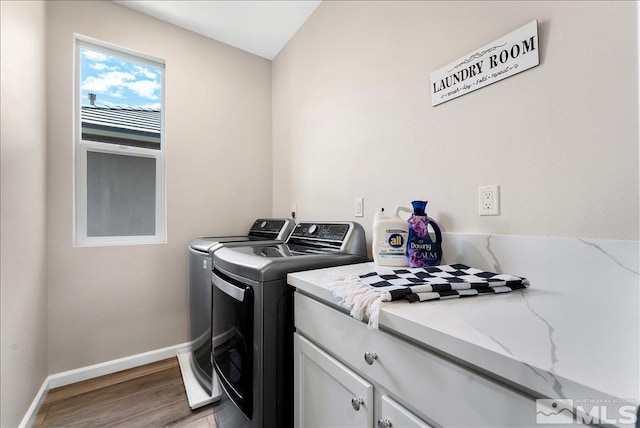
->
[355,197,364,217]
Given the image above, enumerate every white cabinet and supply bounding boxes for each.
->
[294,292,540,427]
[294,333,427,428]
[294,333,373,428]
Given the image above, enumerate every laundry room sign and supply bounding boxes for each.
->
[431,20,539,106]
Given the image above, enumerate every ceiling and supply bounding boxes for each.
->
[113,0,322,60]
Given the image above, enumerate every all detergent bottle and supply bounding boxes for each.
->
[372,206,412,267]
[406,200,443,267]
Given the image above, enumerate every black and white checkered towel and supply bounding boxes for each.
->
[326,264,530,329]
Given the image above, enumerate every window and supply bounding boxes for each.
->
[75,37,166,246]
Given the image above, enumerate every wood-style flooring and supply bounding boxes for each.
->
[34,357,216,428]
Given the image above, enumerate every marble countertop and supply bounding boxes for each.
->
[287,234,639,419]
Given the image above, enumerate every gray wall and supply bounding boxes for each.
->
[45,0,273,374]
[0,2,48,427]
[272,1,639,241]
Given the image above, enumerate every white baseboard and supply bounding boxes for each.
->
[47,342,190,389]
[18,379,49,428]
[19,342,190,428]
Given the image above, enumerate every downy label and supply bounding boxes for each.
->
[407,218,442,267]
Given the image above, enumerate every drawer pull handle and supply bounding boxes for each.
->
[351,397,365,411]
[378,418,393,428]
[364,352,378,365]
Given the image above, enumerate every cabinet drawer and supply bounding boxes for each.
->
[295,293,538,427]
[380,395,432,428]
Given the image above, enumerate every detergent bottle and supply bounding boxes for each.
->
[372,206,412,267]
[406,200,443,267]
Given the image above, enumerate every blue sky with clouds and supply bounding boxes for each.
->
[81,48,162,109]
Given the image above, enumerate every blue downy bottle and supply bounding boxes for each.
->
[406,200,443,267]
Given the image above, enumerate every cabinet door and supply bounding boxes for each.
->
[294,333,373,428]
[379,396,432,428]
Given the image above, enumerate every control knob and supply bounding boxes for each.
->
[308,224,318,235]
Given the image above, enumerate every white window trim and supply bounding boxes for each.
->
[74,35,166,247]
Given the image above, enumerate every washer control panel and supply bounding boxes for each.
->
[250,219,288,233]
[291,223,350,242]
[248,218,295,240]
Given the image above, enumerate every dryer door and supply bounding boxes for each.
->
[212,270,254,421]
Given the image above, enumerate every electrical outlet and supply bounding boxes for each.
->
[483,190,494,210]
[479,185,500,215]
[354,197,364,217]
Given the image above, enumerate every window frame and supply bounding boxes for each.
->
[74,35,166,247]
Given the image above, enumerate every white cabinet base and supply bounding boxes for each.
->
[295,292,540,427]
